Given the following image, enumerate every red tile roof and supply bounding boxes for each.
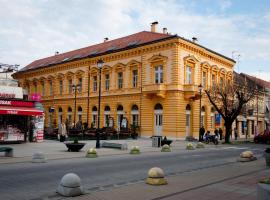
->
[240,73,270,89]
[19,31,176,72]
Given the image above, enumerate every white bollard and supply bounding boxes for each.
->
[32,152,46,163]
[57,173,83,197]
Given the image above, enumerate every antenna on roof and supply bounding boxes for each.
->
[55,51,59,55]
[104,37,109,42]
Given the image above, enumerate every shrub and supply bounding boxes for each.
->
[73,138,79,144]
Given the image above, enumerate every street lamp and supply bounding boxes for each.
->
[72,84,81,128]
[198,84,203,141]
[96,59,104,148]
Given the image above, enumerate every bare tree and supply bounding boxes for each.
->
[205,75,257,143]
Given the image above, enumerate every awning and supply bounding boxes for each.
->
[0,106,43,116]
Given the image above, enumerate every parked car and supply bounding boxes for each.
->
[254,130,270,144]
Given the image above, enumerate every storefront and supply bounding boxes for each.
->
[0,99,44,143]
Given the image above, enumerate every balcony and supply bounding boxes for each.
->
[183,84,200,100]
[142,84,166,98]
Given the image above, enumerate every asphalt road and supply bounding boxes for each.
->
[0,145,265,200]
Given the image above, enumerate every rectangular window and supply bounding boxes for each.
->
[132,70,138,87]
[42,81,45,96]
[59,80,63,95]
[212,74,216,86]
[155,65,163,84]
[118,72,123,89]
[68,80,72,94]
[105,74,110,91]
[220,77,224,86]
[186,66,192,84]
[49,81,53,96]
[93,76,97,92]
[202,72,207,88]
[78,78,82,92]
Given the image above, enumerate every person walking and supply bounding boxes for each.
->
[234,127,238,140]
[199,126,205,142]
[59,122,67,142]
[218,128,223,140]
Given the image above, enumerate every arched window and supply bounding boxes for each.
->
[78,106,82,121]
[58,107,63,126]
[154,103,163,110]
[92,106,97,128]
[131,105,139,126]
[67,107,72,126]
[201,106,206,128]
[117,105,123,111]
[104,106,111,127]
[58,107,63,113]
[186,104,191,137]
[186,104,191,111]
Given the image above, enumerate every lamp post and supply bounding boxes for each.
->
[72,84,81,128]
[96,59,104,148]
[198,84,203,141]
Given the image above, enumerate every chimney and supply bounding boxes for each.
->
[151,21,158,32]
[192,37,198,43]
[163,28,167,34]
[55,51,59,55]
[104,37,109,42]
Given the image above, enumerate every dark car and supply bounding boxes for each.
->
[254,130,270,144]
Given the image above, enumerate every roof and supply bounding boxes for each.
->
[17,31,235,73]
[240,73,270,89]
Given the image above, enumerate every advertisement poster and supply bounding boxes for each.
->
[34,115,44,142]
[215,114,221,127]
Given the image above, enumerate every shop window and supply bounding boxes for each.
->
[104,106,110,127]
[132,70,138,87]
[93,76,97,92]
[92,106,97,128]
[78,106,82,122]
[131,104,139,126]
[155,65,163,84]
[118,72,123,89]
[105,74,110,91]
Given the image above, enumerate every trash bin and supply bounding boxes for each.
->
[152,136,162,147]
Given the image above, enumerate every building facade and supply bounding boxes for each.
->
[13,23,235,139]
[235,73,270,138]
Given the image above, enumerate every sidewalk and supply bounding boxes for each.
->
[68,158,269,200]
[0,138,228,164]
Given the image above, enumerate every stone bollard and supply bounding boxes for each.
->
[237,150,257,162]
[32,152,46,163]
[196,142,205,149]
[86,148,98,158]
[146,167,168,185]
[57,173,83,197]
[186,143,195,150]
[130,146,140,154]
[161,144,171,152]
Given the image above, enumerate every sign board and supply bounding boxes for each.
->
[30,93,41,102]
[0,86,23,99]
[215,114,221,127]
[0,100,34,107]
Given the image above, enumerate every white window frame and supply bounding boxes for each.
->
[93,76,97,92]
[186,66,192,84]
[118,72,123,89]
[132,70,138,88]
[105,74,110,91]
[155,65,163,84]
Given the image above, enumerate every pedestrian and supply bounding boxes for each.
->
[214,129,219,138]
[234,127,238,140]
[199,126,205,142]
[218,128,223,140]
[58,122,67,142]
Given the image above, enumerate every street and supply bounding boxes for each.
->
[0,144,265,200]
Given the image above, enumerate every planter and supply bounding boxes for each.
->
[257,183,270,200]
[65,142,86,152]
[264,152,270,167]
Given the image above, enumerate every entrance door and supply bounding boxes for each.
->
[186,104,191,137]
[154,114,163,136]
[154,103,163,136]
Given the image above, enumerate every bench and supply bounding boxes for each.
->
[0,147,13,157]
[101,142,128,150]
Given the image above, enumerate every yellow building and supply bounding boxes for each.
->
[13,23,235,139]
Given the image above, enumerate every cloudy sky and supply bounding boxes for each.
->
[0,0,270,80]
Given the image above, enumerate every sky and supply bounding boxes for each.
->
[0,0,270,81]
